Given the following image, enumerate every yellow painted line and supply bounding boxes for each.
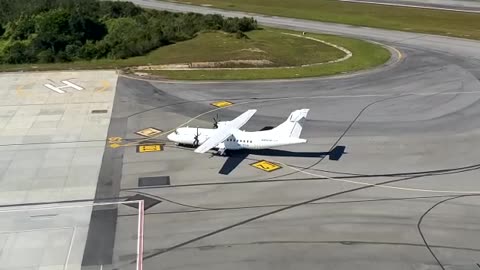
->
[211,101,234,108]
[16,85,26,97]
[250,160,282,172]
[135,127,163,137]
[95,80,111,92]
[369,41,404,63]
[137,144,163,153]
[109,143,121,149]
[108,137,123,144]
[388,44,404,61]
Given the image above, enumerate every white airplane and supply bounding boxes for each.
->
[167,109,310,155]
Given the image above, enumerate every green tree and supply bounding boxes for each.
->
[65,43,81,60]
[99,1,141,19]
[2,40,36,64]
[33,9,74,53]
[4,15,36,40]
[0,0,258,64]
[78,40,103,60]
[68,11,107,42]
[37,49,55,63]
[102,17,149,59]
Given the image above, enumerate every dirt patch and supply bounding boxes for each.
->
[134,59,274,70]
[238,48,266,53]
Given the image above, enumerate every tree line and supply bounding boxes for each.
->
[0,0,258,64]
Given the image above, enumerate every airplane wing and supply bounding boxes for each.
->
[194,109,257,153]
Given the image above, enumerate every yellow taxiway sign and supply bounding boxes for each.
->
[250,160,282,172]
[137,144,163,153]
[211,101,233,108]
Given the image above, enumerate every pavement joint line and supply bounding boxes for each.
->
[0,200,144,213]
[0,102,112,107]
[0,226,74,234]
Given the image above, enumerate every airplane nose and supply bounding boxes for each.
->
[167,133,175,141]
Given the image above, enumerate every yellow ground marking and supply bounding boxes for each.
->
[108,137,123,148]
[109,143,121,149]
[108,137,123,144]
[211,101,234,108]
[95,80,111,92]
[384,44,404,62]
[137,144,163,153]
[135,127,163,137]
[15,85,27,97]
[368,40,404,63]
[392,46,404,61]
[251,160,282,172]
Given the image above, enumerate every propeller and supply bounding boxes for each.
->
[193,127,200,147]
[213,113,219,128]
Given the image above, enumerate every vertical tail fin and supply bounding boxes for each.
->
[272,109,309,138]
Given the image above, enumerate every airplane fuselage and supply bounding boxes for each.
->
[167,127,306,150]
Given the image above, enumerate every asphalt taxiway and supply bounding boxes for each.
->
[84,44,480,270]
[88,2,480,270]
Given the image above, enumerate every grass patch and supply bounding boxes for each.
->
[148,28,391,80]
[162,0,480,40]
[0,28,391,80]
[124,30,345,67]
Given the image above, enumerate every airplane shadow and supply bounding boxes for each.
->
[218,145,347,175]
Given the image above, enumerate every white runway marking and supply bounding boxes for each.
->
[64,226,77,270]
[44,80,84,94]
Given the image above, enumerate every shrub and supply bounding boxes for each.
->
[0,0,258,64]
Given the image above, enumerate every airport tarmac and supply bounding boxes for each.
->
[83,2,480,270]
[84,41,480,269]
